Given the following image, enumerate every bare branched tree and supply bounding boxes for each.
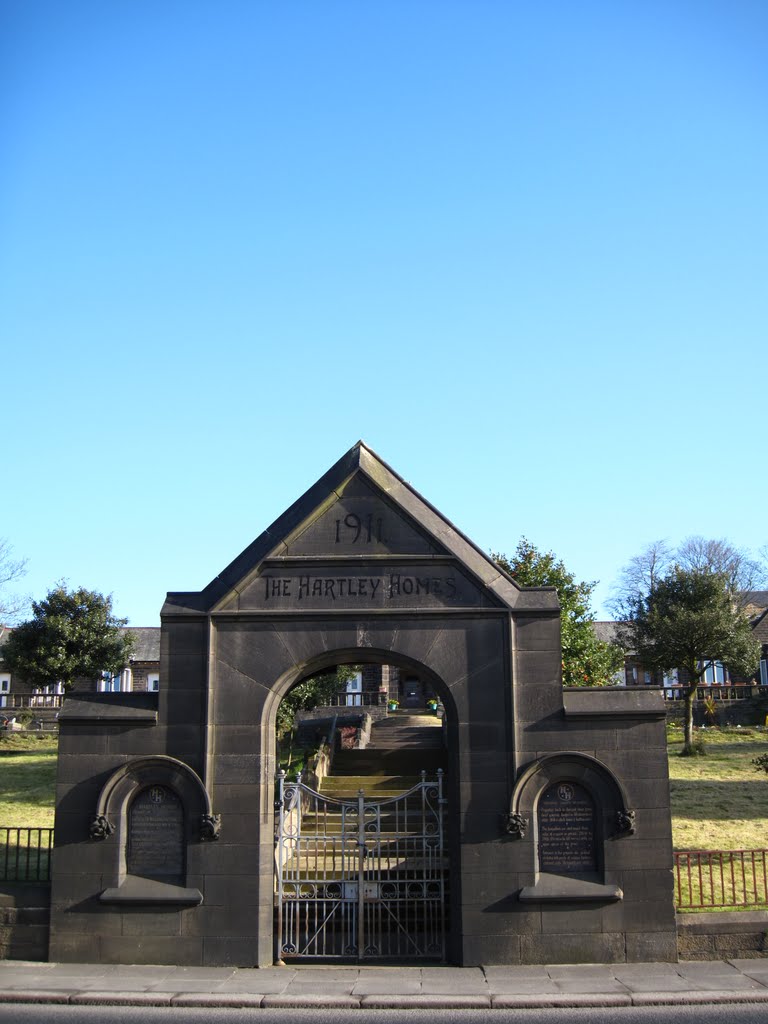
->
[0,539,29,624]
[609,539,673,618]
[676,536,765,608]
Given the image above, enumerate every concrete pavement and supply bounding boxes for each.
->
[1,959,768,1009]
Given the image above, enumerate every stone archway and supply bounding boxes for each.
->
[269,648,457,963]
[50,442,676,969]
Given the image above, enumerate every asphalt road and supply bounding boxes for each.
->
[2,1005,768,1024]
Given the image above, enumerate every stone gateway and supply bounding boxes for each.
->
[49,442,677,966]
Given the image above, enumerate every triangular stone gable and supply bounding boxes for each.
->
[164,443,557,615]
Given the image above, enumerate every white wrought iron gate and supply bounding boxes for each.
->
[275,770,447,961]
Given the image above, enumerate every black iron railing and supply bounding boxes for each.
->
[0,827,54,882]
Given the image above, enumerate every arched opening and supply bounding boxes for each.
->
[270,649,456,964]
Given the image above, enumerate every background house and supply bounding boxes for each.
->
[2,593,767,721]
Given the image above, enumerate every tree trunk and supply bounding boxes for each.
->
[683,685,696,755]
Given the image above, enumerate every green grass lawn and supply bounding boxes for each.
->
[0,732,58,829]
[667,724,768,852]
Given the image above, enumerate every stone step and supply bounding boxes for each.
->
[331,752,445,776]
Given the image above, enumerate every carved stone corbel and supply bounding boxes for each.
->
[504,812,528,839]
[615,809,636,836]
[89,815,115,841]
[201,813,222,841]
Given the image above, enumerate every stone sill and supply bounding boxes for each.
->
[519,874,623,903]
[100,876,202,906]
[563,687,666,718]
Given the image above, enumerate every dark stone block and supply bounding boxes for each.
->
[521,931,626,965]
[613,719,668,750]
[164,621,208,658]
[195,844,261,876]
[514,613,561,652]
[105,724,165,756]
[56,753,129,786]
[460,902,542,937]
[604,839,675,870]
[57,726,109,755]
[459,871,524,905]
[181,903,260,937]
[211,784,262,816]
[201,875,262,908]
[601,899,677,934]
[99,935,203,965]
[540,905,605,934]
[50,906,123,937]
[48,929,100,962]
[614,869,675,903]
[210,755,260,785]
[202,934,260,967]
[462,932,522,966]
[163,686,206,725]
[121,909,183,936]
[626,931,679,963]
[602,749,672,781]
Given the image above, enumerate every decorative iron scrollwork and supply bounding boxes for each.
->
[89,815,115,841]
[504,812,528,838]
[615,809,636,836]
[201,813,222,841]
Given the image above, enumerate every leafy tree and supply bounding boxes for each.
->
[1,583,134,693]
[493,538,623,687]
[0,539,28,624]
[276,664,361,739]
[618,567,760,756]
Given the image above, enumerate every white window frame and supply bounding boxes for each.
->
[0,674,10,694]
[345,671,362,706]
[147,673,160,692]
[100,668,132,693]
[701,661,727,686]
[760,659,768,687]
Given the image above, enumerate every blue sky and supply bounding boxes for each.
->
[2,1,766,626]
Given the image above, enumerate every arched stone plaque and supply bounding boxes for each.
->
[538,781,596,874]
[127,785,184,883]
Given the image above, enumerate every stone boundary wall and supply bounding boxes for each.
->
[4,883,766,963]
[665,695,768,728]
[677,911,768,959]
[0,883,50,961]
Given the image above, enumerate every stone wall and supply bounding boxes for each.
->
[665,694,768,728]
[0,883,50,961]
[677,911,768,959]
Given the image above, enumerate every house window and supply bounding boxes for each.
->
[345,671,362,706]
[0,674,10,694]
[663,669,679,688]
[643,670,653,685]
[147,674,160,692]
[760,659,768,688]
[100,668,132,692]
[701,661,727,686]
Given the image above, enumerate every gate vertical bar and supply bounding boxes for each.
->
[276,770,285,963]
[357,787,365,962]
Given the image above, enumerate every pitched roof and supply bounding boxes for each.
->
[592,621,622,645]
[125,627,160,662]
[163,441,560,616]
